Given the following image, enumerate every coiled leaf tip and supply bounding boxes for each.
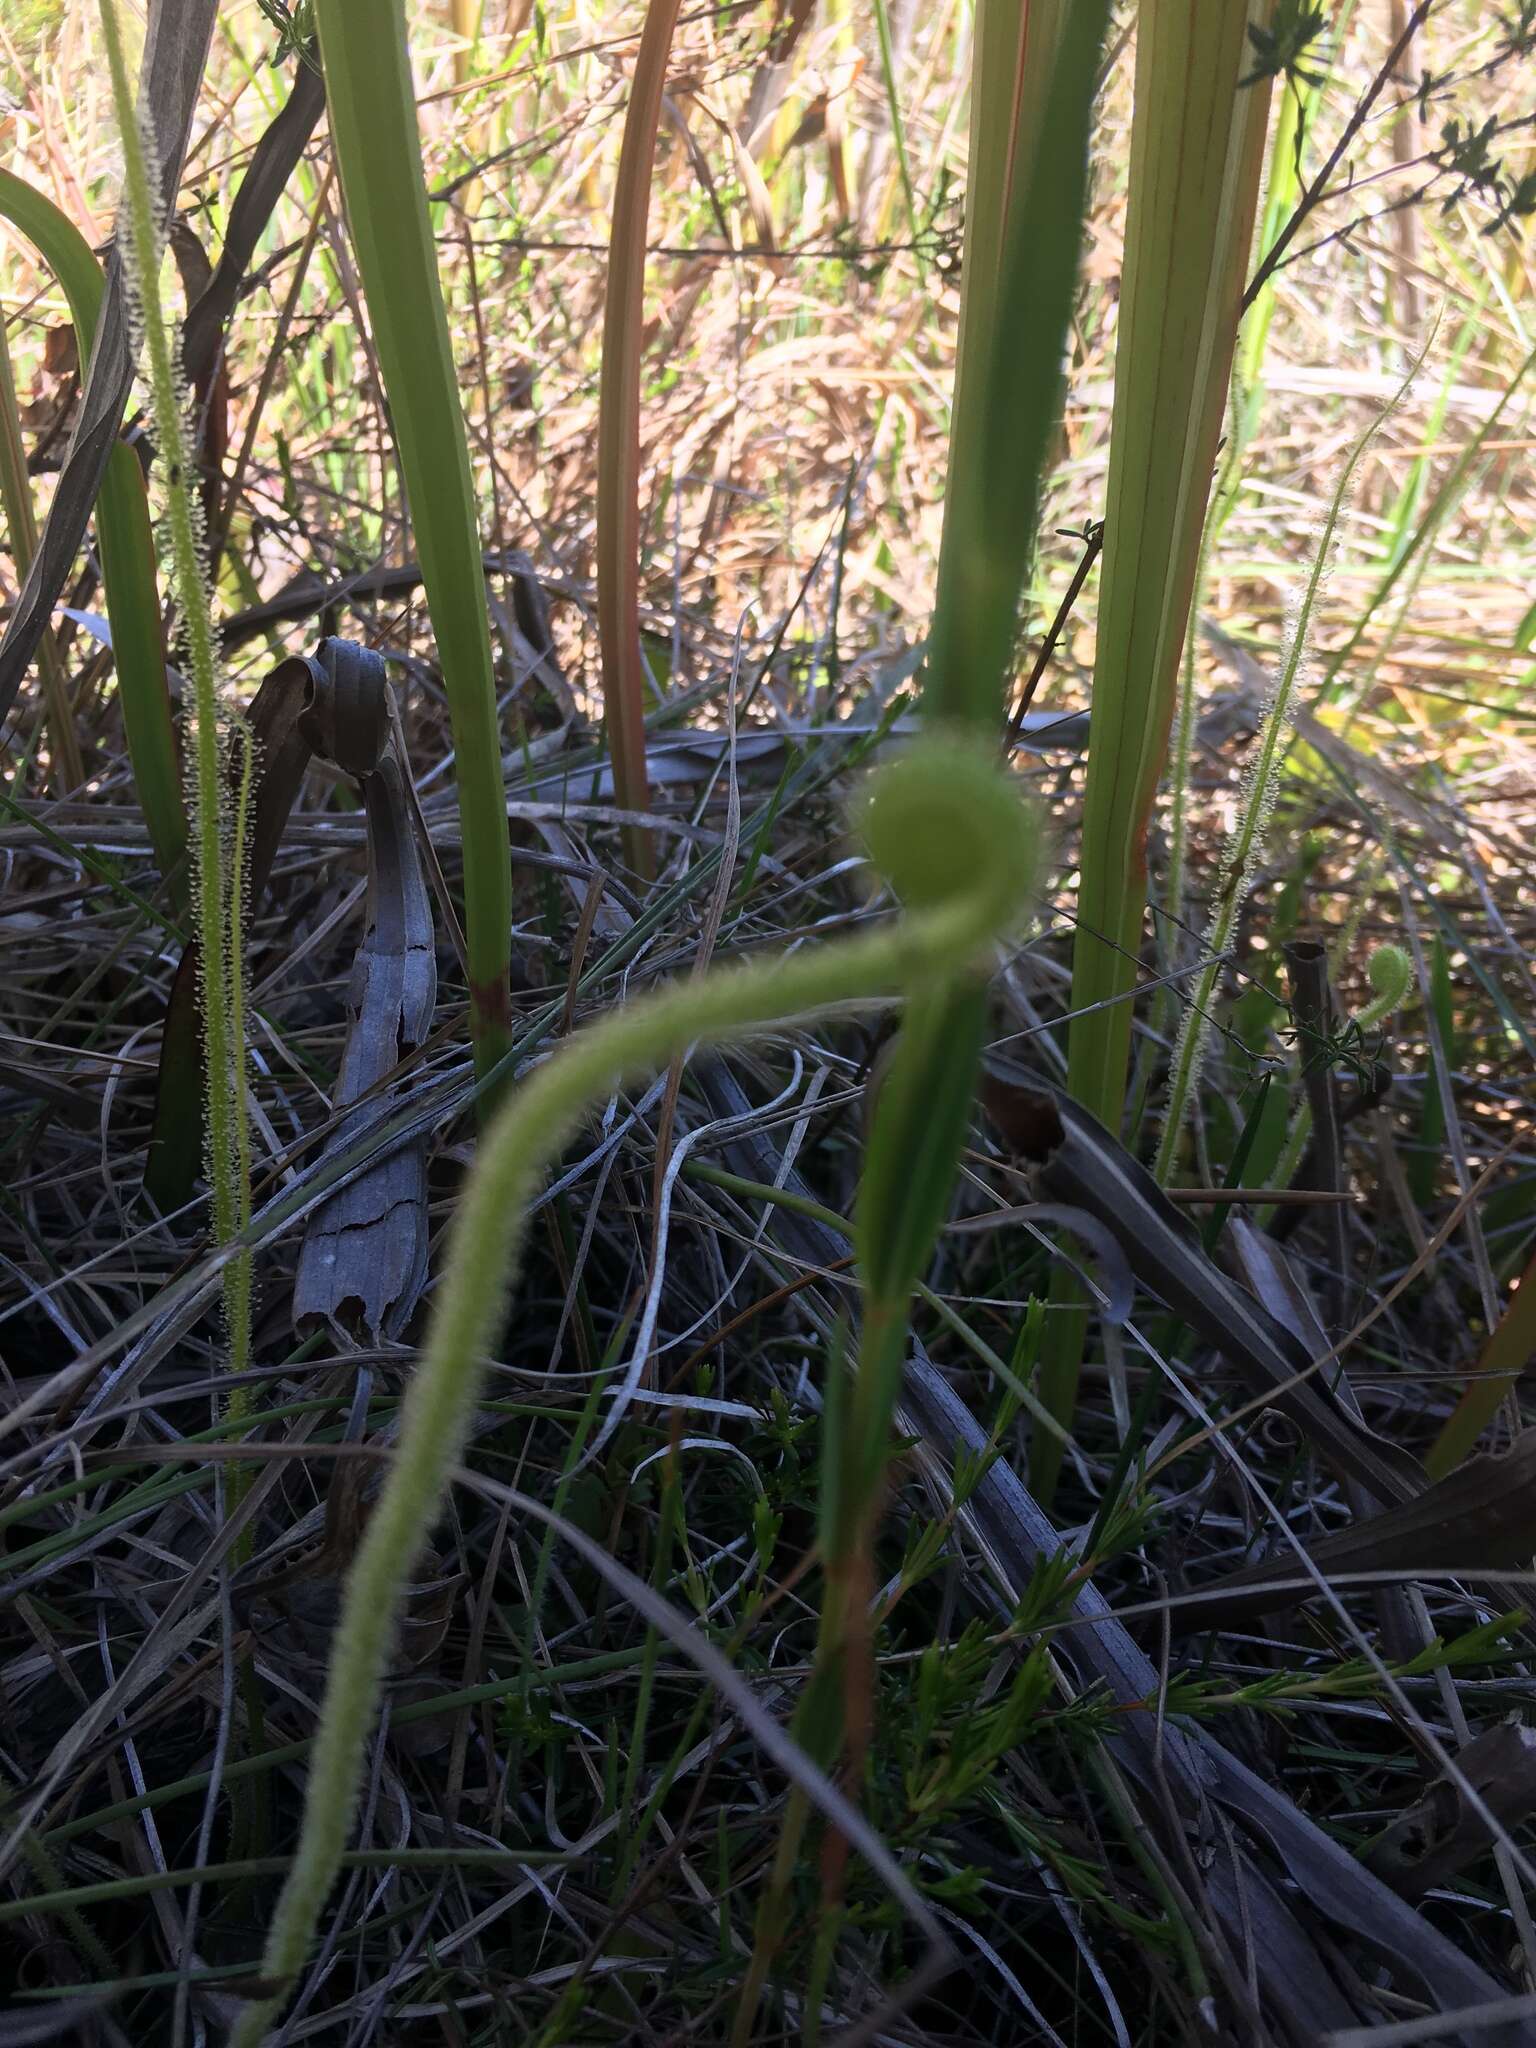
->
[857,738,1038,925]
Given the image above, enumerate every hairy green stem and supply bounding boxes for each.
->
[233,744,1035,2043]
[99,0,251,1386]
[225,721,256,1462]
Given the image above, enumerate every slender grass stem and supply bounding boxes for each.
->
[595,0,683,877]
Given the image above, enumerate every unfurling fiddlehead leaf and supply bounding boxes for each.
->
[233,739,1037,2045]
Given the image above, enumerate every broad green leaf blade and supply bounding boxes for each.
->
[314,0,513,1083]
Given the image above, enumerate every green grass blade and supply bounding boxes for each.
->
[901,0,1110,1517]
[1032,1,1274,1501]
[870,0,923,277]
[934,0,1064,709]
[925,0,1106,735]
[0,167,186,888]
[1065,1,1275,1134]
[1237,4,1351,423]
[312,0,512,1082]
[595,0,683,879]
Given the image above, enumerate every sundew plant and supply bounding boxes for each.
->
[2,3,1535,2043]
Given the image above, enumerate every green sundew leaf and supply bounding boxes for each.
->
[0,168,185,890]
[313,0,512,1084]
[853,737,1041,1387]
[1067,0,1276,1132]
[855,744,1041,1485]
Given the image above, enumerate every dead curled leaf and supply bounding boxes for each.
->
[1365,1718,1536,1901]
[148,638,436,1343]
[292,639,436,1344]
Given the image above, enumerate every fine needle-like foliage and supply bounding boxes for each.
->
[311,0,514,1087]
[96,0,252,1402]
[232,740,1039,2047]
